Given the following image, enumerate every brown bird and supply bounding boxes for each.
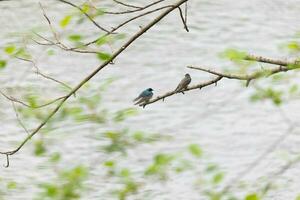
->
[175,73,191,94]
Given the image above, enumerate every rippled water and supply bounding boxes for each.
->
[1,0,300,199]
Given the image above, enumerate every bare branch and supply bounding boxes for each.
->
[4,155,9,168]
[105,0,166,15]
[11,101,30,135]
[112,0,142,9]
[178,6,189,32]
[69,5,173,51]
[15,56,73,91]
[0,90,67,109]
[141,76,222,107]
[57,0,110,33]
[245,54,298,67]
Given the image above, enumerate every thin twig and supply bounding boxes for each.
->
[105,0,166,15]
[69,5,172,50]
[15,56,73,91]
[11,101,30,135]
[141,76,222,107]
[113,0,142,9]
[57,0,110,33]
[4,155,9,168]
[178,6,189,32]
[0,90,66,109]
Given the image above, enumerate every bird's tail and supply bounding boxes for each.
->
[133,96,140,102]
[174,85,181,92]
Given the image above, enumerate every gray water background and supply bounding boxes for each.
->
[0,0,300,199]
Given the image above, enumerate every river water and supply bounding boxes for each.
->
[0,0,300,199]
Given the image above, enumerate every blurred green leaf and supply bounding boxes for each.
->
[7,181,17,189]
[286,41,300,52]
[114,108,138,122]
[188,144,203,158]
[14,48,31,59]
[155,154,174,165]
[206,164,218,173]
[220,48,247,61]
[120,168,131,178]
[104,160,115,168]
[60,15,72,28]
[245,193,260,200]
[68,34,82,42]
[4,45,16,54]
[97,52,112,61]
[0,60,7,69]
[96,35,112,46]
[47,49,55,56]
[289,84,298,94]
[34,140,46,156]
[212,172,224,184]
[251,87,283,105]
[81,3,90,13]
[49,152,61,163]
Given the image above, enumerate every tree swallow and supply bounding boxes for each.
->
[133,88,154,106]
[175,73,191,94]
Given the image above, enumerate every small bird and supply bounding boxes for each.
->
[133,88,154,106]
[175,73,191,94]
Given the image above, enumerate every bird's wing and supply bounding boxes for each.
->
[133,90,146,101]
[135,96,152,105]
[134,97,145,105]
[175,78,186,91]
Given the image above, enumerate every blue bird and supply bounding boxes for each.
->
[133,88,154,106]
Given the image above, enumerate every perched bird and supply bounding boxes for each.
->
[133,88,154,106]
[175,73,191,94]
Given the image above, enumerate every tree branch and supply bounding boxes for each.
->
[105,0,166,15]
[140,76,222,107]
[0,0,189,166]
[57,0,110,33]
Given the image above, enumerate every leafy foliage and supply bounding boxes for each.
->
[37,166,88,200]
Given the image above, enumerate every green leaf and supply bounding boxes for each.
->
[47,49,55,56]
[96,35,112,46]
[34,140,46,156]
[104,160,115,168]
[4,45,16,54]
[289,84,298,94]
[97,52,112,61]
[96,8,105,16]
[221,48,247,61]
[120,168,131,178]
[296,195,300,200]
[81,3,90,13]
[40,183,58,197]
[287,41,300,51]
[114,108,138,122]
[7,181,17,189]
[68,34,82,42]
[188,144,203,157]
[245,193,260,200]
[60,15,72,28]
[49,152,61,163]
[212,172,224,184]
[206,164,218,173]
[0,60,7,69]
[14,48,31,59]
[154,153,173,165]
